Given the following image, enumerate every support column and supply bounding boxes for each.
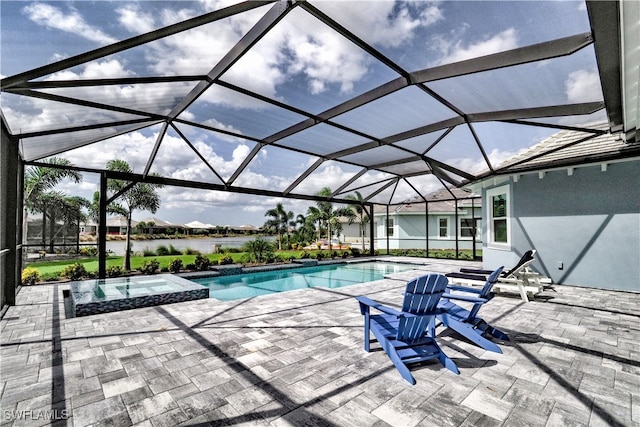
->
[385,205,390,255]
[367,203,374,255]
[1,121,19,308]
[98,172,107,279]
[425,202,429,257]
[455,199,459,259]
[472,198,478,260]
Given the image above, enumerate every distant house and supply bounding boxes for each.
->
[105,216,137,235]
[468,123,639,291]
[371,187,482,252]
[184,220,215,234]
[233,224,261,234]
[137,217,186,234]
[81,216,137,235]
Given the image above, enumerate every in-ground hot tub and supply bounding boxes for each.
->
[69,274,209,317]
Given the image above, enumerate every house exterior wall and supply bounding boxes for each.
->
[482,160,640,291]
[373,209,481,250]
[338,222,371,246]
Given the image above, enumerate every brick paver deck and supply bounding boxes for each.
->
[1,258,639,426]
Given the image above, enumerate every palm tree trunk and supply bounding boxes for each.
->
[327,222,332,252]
[361,222,365,252]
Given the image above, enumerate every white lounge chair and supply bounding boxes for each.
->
[446,250,546,302]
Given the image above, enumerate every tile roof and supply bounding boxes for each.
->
[495,122,640,173]
[374,187,480,214]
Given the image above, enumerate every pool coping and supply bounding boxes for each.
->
[176,256,429,280]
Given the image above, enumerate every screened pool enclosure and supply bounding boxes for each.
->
[1,1,638,308]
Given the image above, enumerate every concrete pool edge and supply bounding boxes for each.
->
[177,256,430,281]
[69,274,210,317]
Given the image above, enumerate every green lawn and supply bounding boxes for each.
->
[25,250,321,278]
[24,248,479,283]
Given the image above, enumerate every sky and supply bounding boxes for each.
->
[1,0,605,227]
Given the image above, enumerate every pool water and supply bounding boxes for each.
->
[191,262,418,301]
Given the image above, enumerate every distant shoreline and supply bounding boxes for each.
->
[80,233,266,242]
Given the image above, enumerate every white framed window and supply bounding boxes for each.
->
[486,185,510,248]
[438,217,449,238]
[459,218,479,240]
[386,218,394,237]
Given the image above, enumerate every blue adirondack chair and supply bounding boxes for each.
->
[355,274,459,384]
[437,266,509,353]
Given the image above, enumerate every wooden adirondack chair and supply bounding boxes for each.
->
[437,266,509,353]
[355,274,459,385]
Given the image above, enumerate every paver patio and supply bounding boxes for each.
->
[1,258,638,426]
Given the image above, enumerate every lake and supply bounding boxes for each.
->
[105,236,277,256]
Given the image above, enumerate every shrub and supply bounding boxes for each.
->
[316,252,324,260]
[183,247,200,255]
[169,259,183,273]
[156,244,181,256]
[342,251,349,259]
[218,255,234,265]
[350,247,360,257]
[142,247,156,257]
[140,259,160,275]
[106,266,122,278]
[21,267,41,285]
[62,263,88,281]
[332,251,339,259]
[299,251,310,259]
[41,272,61,282]
[242,238,274,263]
[79,246,98,257]
[185,263,196,271]
[194,255,211,271]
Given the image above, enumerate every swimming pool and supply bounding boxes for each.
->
[191,262,418,301]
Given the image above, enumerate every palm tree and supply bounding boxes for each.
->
[306,206,324,244]
[293,213,315,245]
[105,160,164,271]
[23,157,82,248]
[57,195,90,252]
[345,191,370,251]
[35,190,66,252]
[311,187,356,251]
[264,203,293,251]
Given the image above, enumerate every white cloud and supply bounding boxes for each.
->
[293,163,357,195]
[315,2,443,49]
[285,21,368,94]
[420,4,445,27]
[116,4,156,34]
[60,129,160,171]
[22,3,118,45]
[432,28,519,65]
[565,69,602,103]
